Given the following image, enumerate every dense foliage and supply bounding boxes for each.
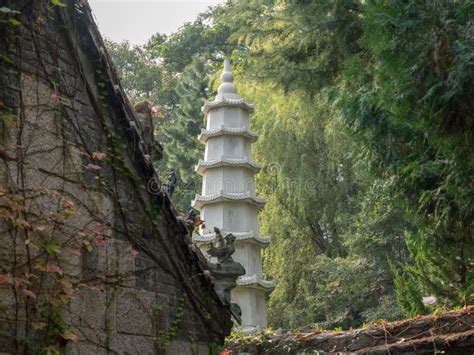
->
[106,0,473,329]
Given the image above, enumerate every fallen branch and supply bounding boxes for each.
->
[226,306,474,354]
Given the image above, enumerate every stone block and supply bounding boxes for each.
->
[165,340,210,355]
[65,288,107,330]
[0,287,25,321]
[155,271,176,286]
[0,320,24,353]
[135,256,156,291]
[156,283,177,297]
[116,288,155,336]
[106,239,135,287]
[65,341,108,355]
[75,326,108,349]
[108,333,156,354]
[154,293,171,332]
[81,247,99,278]
[62,247,82,278]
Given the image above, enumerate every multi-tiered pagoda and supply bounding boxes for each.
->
[192,60,275,330]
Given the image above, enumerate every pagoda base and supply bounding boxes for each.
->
[231,286,268,329]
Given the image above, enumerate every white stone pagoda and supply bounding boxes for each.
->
[192,60,275,330]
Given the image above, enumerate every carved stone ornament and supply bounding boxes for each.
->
[206,227,245,323]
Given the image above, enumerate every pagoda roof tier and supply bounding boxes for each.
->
[202,97,255,115]
[195,157,262,175]
[193,230,271,246]
[236,275,276,292]
[192,192,267,210]
[198,126,258,143]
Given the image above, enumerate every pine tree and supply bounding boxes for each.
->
[156,57,211,212]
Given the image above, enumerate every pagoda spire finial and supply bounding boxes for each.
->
[218,59,238,98]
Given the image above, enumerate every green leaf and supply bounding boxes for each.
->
[32,322,48,330]
[1,55,13,64]
[46,243,61,255]
[0,7,20,15]
[8,18,20,26]
[0,114,16,126]
[51,0,67,7]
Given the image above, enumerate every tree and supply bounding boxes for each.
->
[216,0,362,92]
[157,57,211,212]
[105,39,177,117]
[340,0,474,314]
[146,13,231,73]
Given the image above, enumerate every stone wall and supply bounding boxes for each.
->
[0,1,232,354]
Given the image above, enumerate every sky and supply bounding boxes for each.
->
[88,0,223,45]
